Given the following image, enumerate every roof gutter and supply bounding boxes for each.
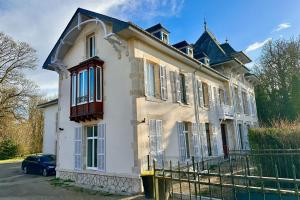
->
[127,23,229,81]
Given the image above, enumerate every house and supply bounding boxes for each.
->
[42,8,258,194]
[37,98,58,155]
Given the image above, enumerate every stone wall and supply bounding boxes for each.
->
[56,169,142,195]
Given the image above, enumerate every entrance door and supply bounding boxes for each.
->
[221,124,228,158]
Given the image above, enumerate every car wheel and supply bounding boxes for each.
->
[42,168,48,177]
[23,166,28,174]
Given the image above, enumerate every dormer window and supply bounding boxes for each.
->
[145,23,170,44]
[87,34,96,58]
[187,47,193,57]
[161,32,169,44]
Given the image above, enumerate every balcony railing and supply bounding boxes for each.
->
[218,104,234,119]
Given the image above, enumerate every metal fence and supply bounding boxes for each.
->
[152,149,300,200]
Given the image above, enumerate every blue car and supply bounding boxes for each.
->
[21,154,56,176]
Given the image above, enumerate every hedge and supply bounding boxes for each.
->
[248,127,300,181]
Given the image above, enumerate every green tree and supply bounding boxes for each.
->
[255,37,300,124]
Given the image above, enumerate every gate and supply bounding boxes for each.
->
[152,149,300,200]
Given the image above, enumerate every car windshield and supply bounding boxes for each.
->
[40,155,55,163]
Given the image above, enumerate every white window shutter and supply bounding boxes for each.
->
[197,80,204,107]
[143,59,148,96]
[177,122,186,162]
[160,66,168,100]
[238,86,243,113]
[224,89,228,105]
[212,126,218,156]
[149,119,157,158]
[155,120,163,165]
[74,127,82,170]
[208,85,212,108]
[175,72,182,103]
[192,123,201,160]
[185,73,191,104]
[97,123,106,171]
[170,71,177,103]
[200,123,208,158]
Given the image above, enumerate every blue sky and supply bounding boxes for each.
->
[0,0,299,97]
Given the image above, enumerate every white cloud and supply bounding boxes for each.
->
[274,23,291,32]
[0,0,184,96]
[245,38,272,52]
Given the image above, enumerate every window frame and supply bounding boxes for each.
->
[77,69,88,105]
[96,66,103,102]
[71,73,77,106]
[161,32,169,43]
[89,67,94,102]
[202,82,209,108]
[86,125,98,170]
[87,34,96,59]
[183,122,191,159]
[179,73,187,104]
[205,123,212,156]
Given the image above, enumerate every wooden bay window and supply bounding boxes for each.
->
[68,57,104,122]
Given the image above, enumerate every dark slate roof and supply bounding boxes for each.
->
[193,52,208,60]
[42,8,129,69]
[220,43,237,55]
[145,23,170,33]
[172,40,192,49]
[193,30,230,65]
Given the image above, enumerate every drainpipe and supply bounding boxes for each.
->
[192,69,204,160]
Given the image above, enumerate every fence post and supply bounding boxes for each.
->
[147,154,150,171]
[153,160,157,200]
[192,156,198,199]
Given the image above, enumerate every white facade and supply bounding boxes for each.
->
[42,9,258,194]
[39,100,58,155]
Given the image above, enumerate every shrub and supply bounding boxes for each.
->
[0,138,19,160]
[248,122,300,180]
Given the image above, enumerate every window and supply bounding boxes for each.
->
[87,34,95,58]
[242,91,249,115]
[71,74,76,106]
[89,67,94,102]
[87,126,98,169]
[146,62,156,97]
[183,122,191,159]
[71,66,103,106]
[187,47,193,57]
[162,32,169,43]
[78,70,88,104]
[219,88,225,105]
[234,87,241,113]
[149,119,163,164]
[145,61,168,100]
[96,67,102,101]
[202,82,209,108]
[205,123,212,156]
[238,124,244,150]
[179,73,187,104]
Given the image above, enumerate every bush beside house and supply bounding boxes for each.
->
[249,123,300,180]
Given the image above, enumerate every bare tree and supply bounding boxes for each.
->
[0,32,37,119]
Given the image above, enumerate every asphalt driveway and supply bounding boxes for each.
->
[0,162,144,200]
